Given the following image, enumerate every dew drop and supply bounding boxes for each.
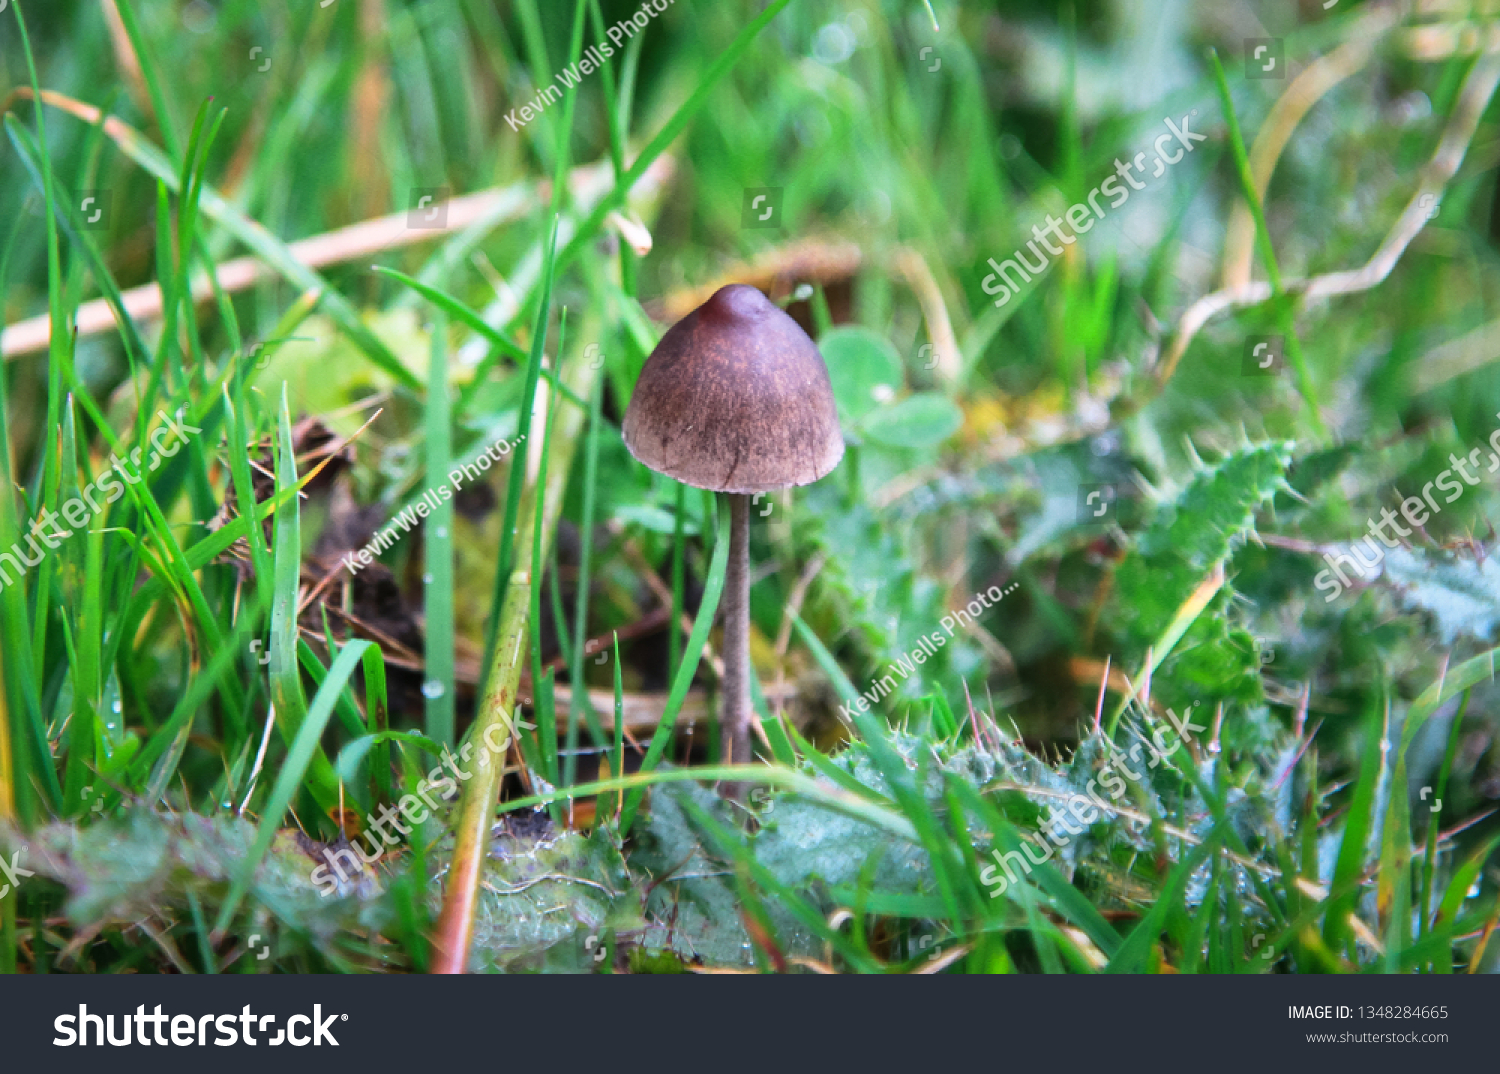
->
[436,527,448,539]
[181,0,217,34]
[424,573,434,585]
[812,21,856,65]
[422,680,446,700]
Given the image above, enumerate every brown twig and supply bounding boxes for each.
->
[652,238,863,322]
[98,0,150,118]
[539,681,800,737]
[0,85,676,359]
[1220,3,1401,290]
[1154,52,1500,389]
[889,245,961,383]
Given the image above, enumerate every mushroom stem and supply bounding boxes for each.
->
[721,492,753,775]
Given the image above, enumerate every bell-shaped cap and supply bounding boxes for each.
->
[622,284,845,494]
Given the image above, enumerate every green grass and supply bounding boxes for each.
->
[0,0,1498,974]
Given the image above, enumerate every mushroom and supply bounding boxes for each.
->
[622,284,844,770]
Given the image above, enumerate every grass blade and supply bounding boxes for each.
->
[618,502,731,835]
[213,640,372,935]
[424,315,456,749]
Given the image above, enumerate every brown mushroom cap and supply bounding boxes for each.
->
[621,284,845,494]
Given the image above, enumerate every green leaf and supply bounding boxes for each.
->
[1432,834,1500,972]
[267,388,340,814]
[1378,547,1500,644]
[214,641,373,934]
[820,326,903,422]
[425,315,456,748]
[1111,441,1293,652]
[619,502,732,834]
[1400,647,1500,757]
[1324,693,1388,958]
[862,392,964,449]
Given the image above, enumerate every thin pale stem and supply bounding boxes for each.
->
[721,493,752,770]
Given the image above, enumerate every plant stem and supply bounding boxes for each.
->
[431,563,532,974]
[431,348,597,973]
[722,492,752,771]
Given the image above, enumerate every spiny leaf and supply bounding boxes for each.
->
[1378,546,1500,644]
[1111,440,1294,651]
